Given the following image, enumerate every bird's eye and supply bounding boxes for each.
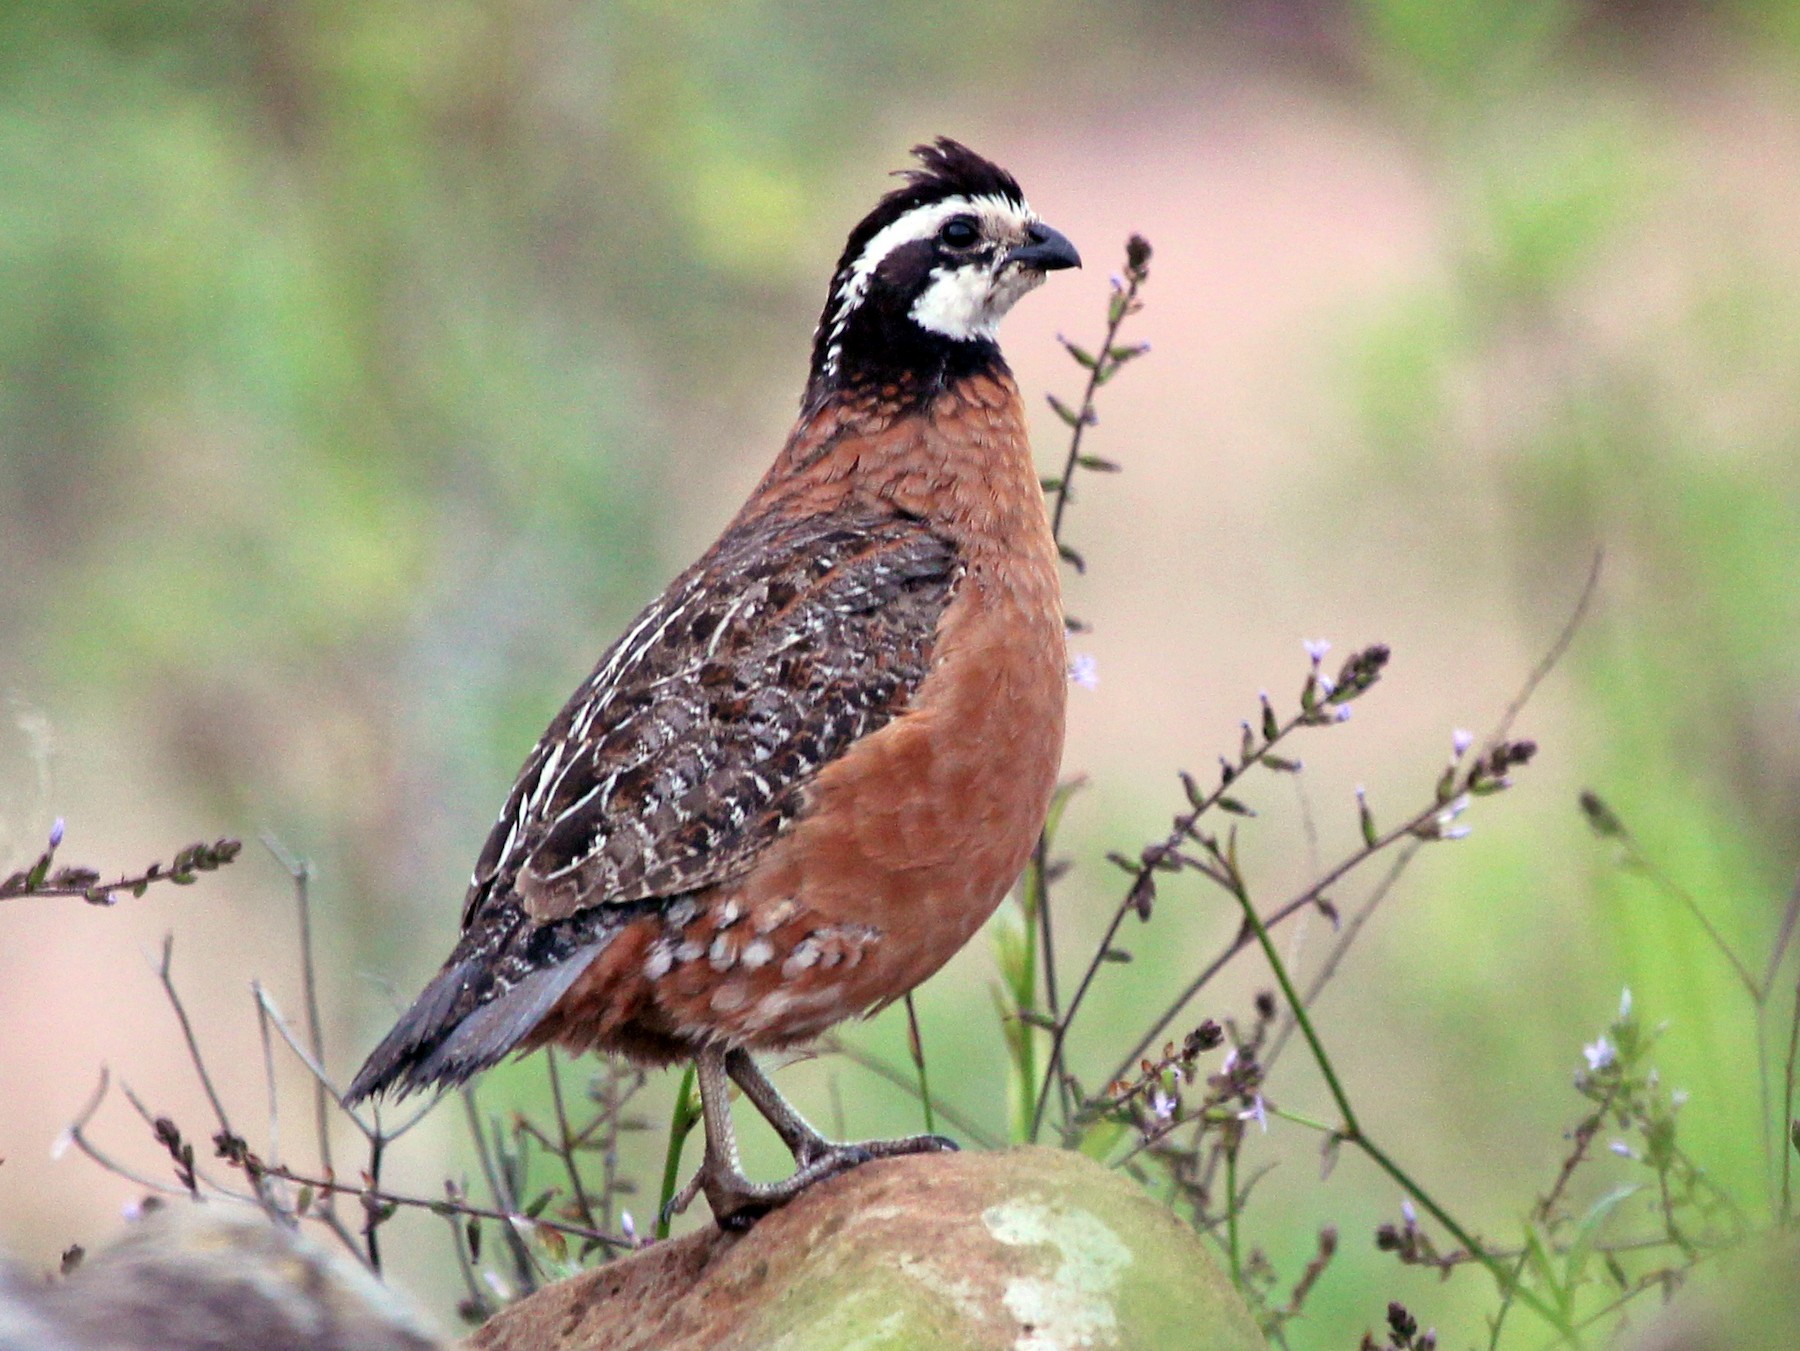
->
[938,216,980,249]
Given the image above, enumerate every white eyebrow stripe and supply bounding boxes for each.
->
[820,192,1034,379]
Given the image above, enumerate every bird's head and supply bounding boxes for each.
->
[807,138,1080,403]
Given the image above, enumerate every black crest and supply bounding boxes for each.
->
[828,139,1025,294]
[806,138,1026,405]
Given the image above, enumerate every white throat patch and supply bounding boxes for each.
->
[820,192,1037,378]
[908,252,1045,342]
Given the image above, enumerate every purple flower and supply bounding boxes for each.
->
[1432,796,1470,839]
[1610,1141,1634,1158]
[1452,729,1474,758]
[1238,1094,1268,1133]
[1401,1198,1417,1225]
[1584,1036,1616,1071]
[1067,653,1099,690]
[1151,1087,1177,1122]
[1334,706,1352,723]
[1304,639,1331,663]
[48,817,64,849]
[1618,987,1633,1021]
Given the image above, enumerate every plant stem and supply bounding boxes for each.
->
[1227,857,1573,1336]
[461,1090,538,1293]
[903,993,936,1137]
[1785,967,1800,1223]
[1102,787,1464,1104]
[826,1039,999,1147]
[1225,1140,1243,1290]
[1035,708,1317,1140]
[654,1067,700,1241]
[545,1050,600,1234]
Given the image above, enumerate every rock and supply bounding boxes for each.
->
[3,1204,440,1351]
[468,1144,1266,1351]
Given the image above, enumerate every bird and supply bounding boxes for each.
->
[347,137,1080,1227]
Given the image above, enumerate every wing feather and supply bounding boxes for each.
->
[463,510,960,931]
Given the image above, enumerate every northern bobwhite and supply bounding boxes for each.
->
[348,138,1079,1226]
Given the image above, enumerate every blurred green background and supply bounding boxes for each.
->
[3,1,1798,1345]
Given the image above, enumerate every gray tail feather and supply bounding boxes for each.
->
[344,944,603,1104]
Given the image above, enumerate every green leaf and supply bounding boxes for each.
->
[1563,1184,1643,1294]
[1521,1220,1560,1298]
[1078,1116,1129,1162]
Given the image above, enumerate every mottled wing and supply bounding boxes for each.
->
[464,510,961,930]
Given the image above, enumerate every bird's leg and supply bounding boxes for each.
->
[726,1048,958,1168]
[675,1046,859,1229]
[676,1047,958,1230]
[724,1048,834,1165]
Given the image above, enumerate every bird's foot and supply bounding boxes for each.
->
[793,1130,957,1169]
[686,1133,958,1230]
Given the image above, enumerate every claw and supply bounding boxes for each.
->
[662,1170,706,1228]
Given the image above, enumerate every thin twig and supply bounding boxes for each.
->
[444,1212,493,1322]
[1760,867,1800,999]
[1029,831,1073,1127]
[261,835,339,1222]
[245,1161,631,1251]
[1488,548,1601,751]
[1223,843,1569,1332]
[902,994,936,1136]
[249,985,439,1147]
[364,1131,388,1271]
[1037,699,1337,1140]
[1,836,241,905]
[1264,843,1424,1070]
[1487,1079,1626,1351]
[1102,787,1476,1101]
[1045,236,1150,545]
[1784,963,1800,1222]
[152,935,235,1143]
[824,1038,1000,1147]
[461,1088,539,1293]
[55,1070,200,1198]
[545,1050,601,1234]
[1027,238,1153,1138]
[254,988,281,1171]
